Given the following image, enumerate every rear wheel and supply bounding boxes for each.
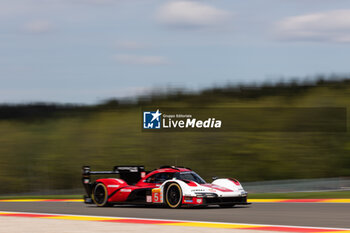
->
[92,183,110,207]
[219,204,235,208]
[165,183,182,208]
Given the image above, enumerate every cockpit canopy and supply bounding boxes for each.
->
[144,171,206,184]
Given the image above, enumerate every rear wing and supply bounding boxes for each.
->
[82,165,146,201]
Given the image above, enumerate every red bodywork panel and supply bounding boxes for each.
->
[97,168,191,203]
[95,178,128,202]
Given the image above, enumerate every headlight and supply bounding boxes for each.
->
[241,191,247,196]
[194,192,217,198]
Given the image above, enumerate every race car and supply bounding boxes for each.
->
[82,165,250,208]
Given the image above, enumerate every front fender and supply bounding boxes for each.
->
[212,178,246,194]
[159,179,194,202]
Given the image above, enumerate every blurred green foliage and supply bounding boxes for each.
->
[1,79,350,194]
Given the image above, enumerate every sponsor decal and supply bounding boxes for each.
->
[107,185,120,188]
[196,198,203,204]
[183,197,194,203]
[116,166,140,172]
[152,188,162,203]
[191,189,205,192]
[146,195,152,203]
[120,189,132,192]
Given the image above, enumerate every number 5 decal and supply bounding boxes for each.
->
[152,188,162,203]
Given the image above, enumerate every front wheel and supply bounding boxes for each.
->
[92,183,110,207]
[165,183,182,208]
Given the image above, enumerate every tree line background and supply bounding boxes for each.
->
[0,78,350,194]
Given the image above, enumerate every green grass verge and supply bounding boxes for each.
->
[248,191,350,199]
[1,191,350,200]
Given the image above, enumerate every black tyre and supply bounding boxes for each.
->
[219,204,235,208]
[165,183,182,208]
[92,183,109,207]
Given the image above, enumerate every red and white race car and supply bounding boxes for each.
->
[82,165,250,208]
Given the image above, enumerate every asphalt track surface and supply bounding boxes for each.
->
[0,202,349,229]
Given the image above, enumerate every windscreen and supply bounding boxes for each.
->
[174,171,206,184]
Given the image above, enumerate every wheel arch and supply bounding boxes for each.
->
[94,178,128,195]
[212,178,244,192]
[161,179,189,197]
[163,182,183,208]
[91,182,109,207]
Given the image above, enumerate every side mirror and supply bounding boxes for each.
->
[212,176,218,181]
